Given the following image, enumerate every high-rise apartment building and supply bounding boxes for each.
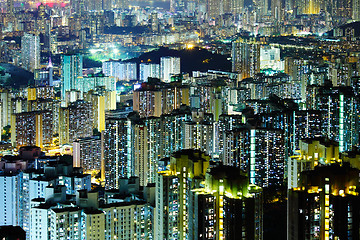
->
[139,63,160,82]
[84,89,116,132]
[132,117,162,186]
[0,171,22,226]
[260,46,282,70]
[12,111,53,148]
[232,38,260,80]
[0,88,13,131]
[206,0,244,20]
[133,83,190,118]
[75,74,116,93]
[34,59,54,87]
[194,166,263,240]
[184,120,214,156]
[155,150,210,239]
[288,138,340,189]
[104,111,134,189]
[284,57,310,101]
[160,106,195,159]
[170,0,185,12]
[7,0,14,16]
[59,100,93,144]
[161,85,190,115]
[104,111,162,188]
[160,57,181,83]
[156,150,263,239]
[70,0,85,15]
[292,0,325,14]
[271,0,283,21]
[21,33,40,72]
[61,54,83,105]
[133,87,162,118]
[102,61,137,81]
[353,0,360,21]
[307,86,359,152]
[73,136,101,173]
[222,126,285,187]
[0,156,91,238]
[30,189,153,240]
[288,163,360,240]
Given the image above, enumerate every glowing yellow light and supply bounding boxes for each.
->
[186,44,194,50]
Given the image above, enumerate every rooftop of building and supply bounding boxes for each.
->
[83,208,104,215]
[301,137,339,147]
[14,110,51,116]
[0,170,21,176]
[343,150,360,158]
[171,149,209,161]
[207,165,248,181]
[299,163,359,187]
[315,85,355,96]
[101,200,148,209]
[52,206,81,213]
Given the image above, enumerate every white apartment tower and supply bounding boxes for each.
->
[21,33,40,72]
[139,63,160,82]
[0,172,22,226]
[160,56,180,83]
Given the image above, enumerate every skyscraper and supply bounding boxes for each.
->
[61,54,83,106]
[194,165,263,240]
[156,150,263,240]
[232,38,260,80]
[307,86,359,152]
[0,171,22,226]
[292,0,325,14]
[222,126,285,187]
[70,0,85,15]
[139,63,160,82]
[59,100,93,144]
[207,0,243,20]
[103,111,134,189]
[155,150,210,239]
[184,120,214,156]
[73,136,102,173]
[102,61,137,81]
[271,0,283,21]
[170,0,185,12]
[254,0,269,18]
[133,87,162,118]
[353,0,360,21]
[21,33,40,73]
[288,163,360,240]
[287,138,340,189]
[75,74,116,93]
[13,111,53,148]
[160,106,192,158]
[207,0,221,20]
[160,57,181,83]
